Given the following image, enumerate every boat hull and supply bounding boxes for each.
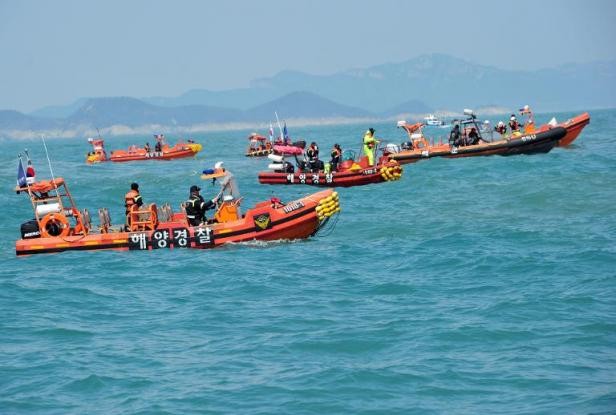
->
[391,127,567,165]
[245,148,273,157]
[15,190,335,256]
[258,163,402,187]
[556,112,590,146]
[109,144,201,162]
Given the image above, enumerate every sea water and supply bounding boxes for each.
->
[0,109,615,414]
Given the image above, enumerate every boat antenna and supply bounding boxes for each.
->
[41,134,57,186]
[274,111,284,143]
[96,127,102,139]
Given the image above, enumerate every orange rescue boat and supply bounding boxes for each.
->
[86,134,202,164]
[15,166,340,256]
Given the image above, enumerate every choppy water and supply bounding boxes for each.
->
[1,109,615,414]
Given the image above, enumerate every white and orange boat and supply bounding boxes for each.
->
[86,134,202,163]
[15,165,340,256]
[245,133,273,157]
[388,109,570,164]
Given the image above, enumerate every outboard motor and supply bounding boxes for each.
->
[20,219,40,239]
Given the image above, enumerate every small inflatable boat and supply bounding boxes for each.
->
[86,136,202,163]
[258,150,402,187]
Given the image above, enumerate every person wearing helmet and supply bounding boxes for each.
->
[509,114,521,133]
[495,121,507,136]
[185,185,218,226]
[519,104,535,132]
[362,128,379,166]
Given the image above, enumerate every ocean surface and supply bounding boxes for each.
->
[1,109,615,414]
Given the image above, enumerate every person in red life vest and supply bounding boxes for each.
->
[509,114,521,133]
[330,143,342,171]
[495,121,507,136]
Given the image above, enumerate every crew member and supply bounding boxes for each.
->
[306,142,320,172]
[125,182,143,215]
[509,114,521,132]
[449,122,462,146]
[144,142,151,152]
[520,104,535,132]
[495,121,507,136]
[185,185,217,226]
[363,128,378,166]
[467,127,480,145]
[330,143,342,171]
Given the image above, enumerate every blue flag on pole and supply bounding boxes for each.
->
[17,158,27,187]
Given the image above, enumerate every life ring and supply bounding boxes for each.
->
[40,213,70,238]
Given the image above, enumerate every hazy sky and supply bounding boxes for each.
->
[1,0,615,112]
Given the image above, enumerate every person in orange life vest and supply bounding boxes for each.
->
[185,185,217,226]
[519,104,535,132]
[509,114,521,132]
[124,182,143,215]
[330,143,342,171]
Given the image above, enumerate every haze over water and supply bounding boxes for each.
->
[1,109,615,413]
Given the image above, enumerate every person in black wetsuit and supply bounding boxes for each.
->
[185,185,217,226]
[450,122,462,146]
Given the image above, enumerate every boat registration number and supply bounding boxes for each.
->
[283,201,304,214]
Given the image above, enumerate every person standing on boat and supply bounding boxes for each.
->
[144,142,151,153]
[495,121,507,136]
[449,122,462,146]
[330,144,342,172]
[509,114,521,133]
[185,185,217,226]
[306,142,320,172]
[363,128,379,166]
[519,105,535,133]
[125,182,143,216]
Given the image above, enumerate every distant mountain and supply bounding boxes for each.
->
[246,91,373,121]
[381,99,434,118]
[1,92,373,139]
[30,98,89,119]
[66,97,243,127]
[143,88,282,110]
[252,54,616,112]
[7,53,615,139]
[0,110,61,130]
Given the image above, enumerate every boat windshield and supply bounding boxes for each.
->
[341,150,356,161]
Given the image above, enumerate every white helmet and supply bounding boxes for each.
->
[214,161,224,169]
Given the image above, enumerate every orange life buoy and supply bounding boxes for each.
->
[39,213,70,238]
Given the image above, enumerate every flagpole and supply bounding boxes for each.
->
[275,112,284,143]
[17,150,30,193]
[41,135,57,187]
